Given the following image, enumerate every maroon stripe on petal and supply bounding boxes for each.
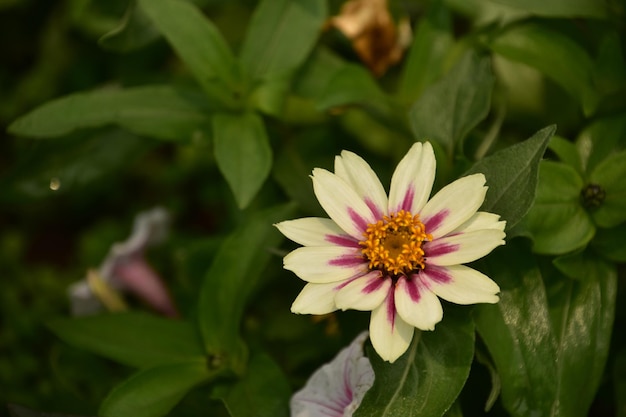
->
[423,209,449,233]
[365,197,383,220]
[386,286,396,330]
[424,241,459,258]
[348,208,369,232]
[423,265,452,284]
[325,234,360,248]
[400,186,415,212]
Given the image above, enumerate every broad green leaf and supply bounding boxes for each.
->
[198,204,295,374]
[99,361,212,417]
[317,64,390,113]
[138,0,241,108]
[213,351,291,417]
[398,0,453,102]
[591,223,626,262]
[239,0,326,81]
[545,258,616,417]
[548,135,583,175]
[99,0,159,52]
[486,0,606,17]
[576,114,626,174]
[474,241,558,416]
[409,51,493,155]
[47,313,205,369]
[523,161,595,254]
[465,125,554,231]
[589,150,626,228]
[8,86,212,141]
[355,312,474,417]
[212,112,272,209]
[475,241,616,417]
[490,23,598,115]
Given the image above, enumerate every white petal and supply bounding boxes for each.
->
[335,150,388,219]
[419,174,487,238]
[275,217,357,247]
[388,142,436,214]
[452,211,506,234]
[291,282,341,314]
[335,271,390,311]
[312,168,375,240]
[369,290,415,363]
[290,332,374,417]
[284,246,368,283]
[425,229,505,266]
[395,276,443,331]
[423,265,500,305]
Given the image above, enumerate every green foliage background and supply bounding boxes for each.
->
[1,0,625,416]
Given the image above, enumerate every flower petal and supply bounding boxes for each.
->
[335,150,388,219]
[369,288,415,363]
[335,271,390,311]
[419,174,487,238]
[452,211,506,234]
[395,275,443,331]
[425,229,505,266]
[284,246,368,283]
[423,265,500,305]
[275,217,358,248]
[312,168,375,239]
[388,142,436,214]
[291,282,341,314]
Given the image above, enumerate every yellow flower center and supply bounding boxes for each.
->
[359,210,432,276]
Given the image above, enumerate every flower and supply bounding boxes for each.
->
[69,207,178,317]
[276,142,505,362]
[291,332,374,417]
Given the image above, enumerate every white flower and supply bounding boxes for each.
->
[291,332,374,417]
[69,207,177,317]
[276,142,505,362]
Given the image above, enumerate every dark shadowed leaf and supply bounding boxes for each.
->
[47,312,205,368]
[213,351,291,417]
[212,112,272,209]
[99,361,213,417]
[8,86,212,141]
[198,204,295,374]
[409,51,493,155]
[465,125,554,231]
[355,312,474,417]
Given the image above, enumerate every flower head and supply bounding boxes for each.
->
[276,142,505,362]
[291,332,374,417]
[69,207,178,317]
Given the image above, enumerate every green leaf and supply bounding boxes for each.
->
[355,313,474,417]
[523,161,595,254]
[8,86,212,141]
[465,125,554,231]
[589,150,626,228]
[548,135,583,176]
[485,0,606,18]
[239,0,326,81]
[490,23,598,115]
[212,112,272,209]
[47,312,205,369]
[213,351,291,417]
[398,0,453,102]
[475,241,616,417]
[591,223,626,262]
[138,0,241,108]
[99,361,212,417]
[99,0,159,53]
[198,204,295,374]
[408,50,493,155]
[576,114,626,174]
